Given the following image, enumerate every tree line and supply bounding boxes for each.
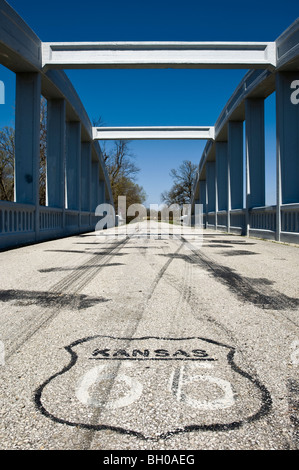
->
[0,101,197,217]
[0,101,147,208]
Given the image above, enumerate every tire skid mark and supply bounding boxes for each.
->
[4,236,131,360]
[162,255,252,392]
[161,250,272,397]
[34,236,275,443]
[150,238,239,347]
[79,239,185,449]
[153,238,278,419]
[134,236,259,413]
[50,237,129,294]
[180,237,299,316]
[73,243,183,450]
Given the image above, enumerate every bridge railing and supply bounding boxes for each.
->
[0,1,114,250]
[0,201,107,249]
[202,204,299,244]
[1,2,299,247]
[192,18,299,244]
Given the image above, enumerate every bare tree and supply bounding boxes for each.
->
[0,126,14,201]
[39,97,47,206]
[93,116,146,208]
[161,160,197,206]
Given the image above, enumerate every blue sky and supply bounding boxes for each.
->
[1,0,298,206]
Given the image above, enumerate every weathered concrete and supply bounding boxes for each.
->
[42,41,276,70]
[46,99,66,209]
[14,72,41,206]
[0,221,299,450]
[0,2,114,251]
[93,126,215,141]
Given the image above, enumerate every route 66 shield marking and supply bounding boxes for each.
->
[34,335,272,440]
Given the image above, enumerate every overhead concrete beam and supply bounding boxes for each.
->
[276,18,299,70]
[92,126,215,140]
[0,0,41,72]
[42,42,276,70]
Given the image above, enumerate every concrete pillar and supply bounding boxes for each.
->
[199,180,207,227]
[216,142,228,211]
[199,181,206,207]
[206,161,216,213]
[91,161,99,211]
[65,122,81,211]
[81,142,92,212]
[216,142,228,230]
[14,73,41,206]
[276,72,299,206]
[245,98,265,209]
[46,99,66,208]
[228,121,243,210]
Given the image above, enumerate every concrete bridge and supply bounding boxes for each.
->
[1,0,299,452]
[1,1,299,249]
[0,0,115,250]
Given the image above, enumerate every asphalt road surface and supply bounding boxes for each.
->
[0,221,299,450]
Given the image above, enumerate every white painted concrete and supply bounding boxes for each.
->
[42,42,276,69]
[92,126,215,141]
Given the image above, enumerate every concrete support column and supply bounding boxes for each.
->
[199,180,207,228]
[276,72,299,240]
[228,121,244,211]
[245,98,265,209]
[65,122,81,211]
[216,142,228,211]
[245,98,265,235]
[216,142,228,229]
[46,99,66,209]
[91,161,99,211]
[81,142,92,212]
[199,181,206,207]
[206,162,216,212]
[206,161,216,227]
[14,73,41,207]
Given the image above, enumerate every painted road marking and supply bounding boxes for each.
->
[76,364,143,409]
[168,364,235,410]
[34,335,272,440]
